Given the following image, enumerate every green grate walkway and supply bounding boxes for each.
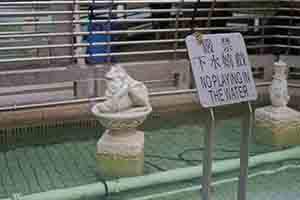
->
[0,111,299,200]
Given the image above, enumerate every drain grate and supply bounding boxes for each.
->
[0,120,102,151]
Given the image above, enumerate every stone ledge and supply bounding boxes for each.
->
[0,93,200,128]
[0,86,283,128]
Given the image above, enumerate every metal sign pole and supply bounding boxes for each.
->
[202,102,253,200]
[238,102,253,200]
[202,107,216,200]
[185,32,257,200]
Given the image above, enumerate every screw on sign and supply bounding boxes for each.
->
[185,33,257,107]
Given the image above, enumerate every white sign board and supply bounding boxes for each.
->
[185,33,257,108]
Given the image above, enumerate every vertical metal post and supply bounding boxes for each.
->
[173,0,183,60]
[107,0,113,65]
[50,1,73,65]
[238,102,253,200]
[259,15,265,55]
[202,107,216,200]
[74,2,85,65]
[71,0,75,64]
[286,0,295,56]
[33,2,40,62]
[73,0,93,98]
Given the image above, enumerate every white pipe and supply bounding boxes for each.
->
[0,16,270,26]
[130,163,300,200]
[0,8,279,16]
[0,0,281,6]
[0,44,274,63]
[1,35,293,52]
[0,81,272,112]
[0,25,271,39]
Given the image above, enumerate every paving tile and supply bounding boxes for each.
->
[14,149,41,194]
[5,150,30,194]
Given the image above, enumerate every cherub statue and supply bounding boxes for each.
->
[269,60,290,107]
[97,65,151,113]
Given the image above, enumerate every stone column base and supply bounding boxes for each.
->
[96,130,144,178]
[255,106,300,146]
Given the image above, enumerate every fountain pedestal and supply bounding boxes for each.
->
[96,129,144,178]
[255,106,300,146]
[92,107,152,178]
[255,60,300,146]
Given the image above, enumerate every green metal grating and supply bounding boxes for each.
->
[0,120,101,151]
[0,110,299,200]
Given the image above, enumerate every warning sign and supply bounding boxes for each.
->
[185,33,257,107]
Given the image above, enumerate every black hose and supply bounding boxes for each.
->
[145,146,278,170]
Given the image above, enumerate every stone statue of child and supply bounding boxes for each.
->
[269,60,290,107]
[97,65,151,113]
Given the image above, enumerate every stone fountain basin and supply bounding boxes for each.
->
[91,104,152,130]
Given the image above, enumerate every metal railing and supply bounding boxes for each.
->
[0,0,299,109]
